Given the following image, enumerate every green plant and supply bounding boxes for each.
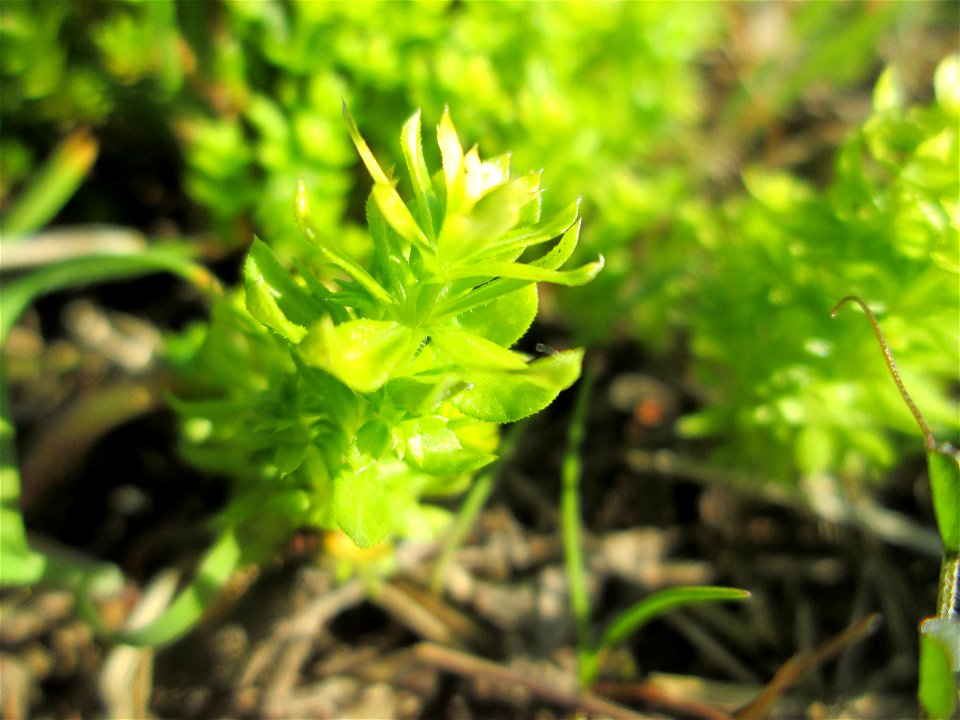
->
[173,1,727,268]
[636,56,959,485]
[2,4,951,676]
[560,364,750,687]
[0,0,182,215]
[113,105,601,645]
[832,296,959,718]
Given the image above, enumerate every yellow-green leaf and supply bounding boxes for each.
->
[299,318,419,393]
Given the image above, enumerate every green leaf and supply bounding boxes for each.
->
[456,284,538,348]
[0,488,47,586]
[442,254,604,287]
[437,173,540,265]
[400,109,438,240]
[243,237,323,343]
[344,105,432,257]
[439,276,530,318]
[295,179,392,306]
[463,198,581,265]
[437,106,466,212]
[598,586,752,652]
[276,442,309,477]
[0,246,220,347]
[531,218,583,271]
[401,416,496,475]
[342,101,390,185]
[515,178,543,227]
[333,465,391,549]
[453,349,584,423]
[386,374,466,415]
[365,194,410,299]
[429,324,529,371]
[463,146,511,202]
[438,220,580,321]
[928,447,960,552]
[298,317,419,393]
[370,183,433,256]
[114,529,242,647]
[350,419,392,468]
[872,65,905,112]
[292,355,362,424]
[0,387,44,585]
[918,625,959,718]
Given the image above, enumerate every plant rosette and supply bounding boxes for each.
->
[173,105,603,556]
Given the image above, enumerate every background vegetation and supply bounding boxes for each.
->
[1,1,957,717]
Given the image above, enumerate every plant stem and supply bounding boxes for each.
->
[562,362,596,686]
[830,295,934,447]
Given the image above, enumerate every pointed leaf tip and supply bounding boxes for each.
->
[342,103,389,185]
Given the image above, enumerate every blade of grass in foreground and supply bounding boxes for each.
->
[1,128,98,240]
[560,358,749,687]
[598,585,752,652]
[561,363,595,686]
[1,246,222,344]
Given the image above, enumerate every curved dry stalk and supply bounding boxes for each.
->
[831,295,934,448]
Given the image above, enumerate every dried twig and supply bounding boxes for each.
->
[733,612,882,718]
[413,641,650,719]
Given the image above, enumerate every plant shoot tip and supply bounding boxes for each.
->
[834,294,934,445]
[830,294,867,318]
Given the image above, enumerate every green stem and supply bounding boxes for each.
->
[937,552,959,623]
[562,362,596,686]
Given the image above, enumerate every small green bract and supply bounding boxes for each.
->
[171,106,602,550]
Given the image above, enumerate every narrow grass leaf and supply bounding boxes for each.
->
[599,586,751,652]
[114,529,242,647]
[1,128,98,240]
[0,247,220,347]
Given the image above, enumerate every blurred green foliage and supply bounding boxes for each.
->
[2,0,957,492]
[643,59,959,482]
